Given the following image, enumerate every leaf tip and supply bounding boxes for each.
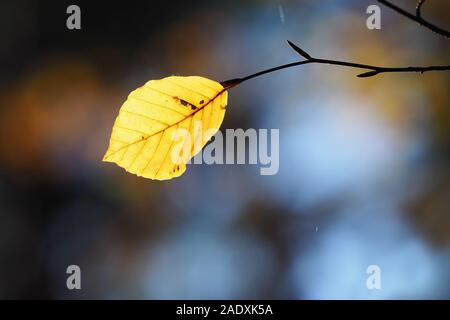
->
[102,152,112,162]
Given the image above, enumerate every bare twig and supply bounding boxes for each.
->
[288,41,449,77]
[221,41,450,88]
[378,0,450,38]
[221,2,450,89]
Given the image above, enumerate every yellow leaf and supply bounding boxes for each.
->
[103,76,228,180]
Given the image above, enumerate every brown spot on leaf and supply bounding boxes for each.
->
[173,96,198,110]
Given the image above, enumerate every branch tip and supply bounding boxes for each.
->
[287,40,312,60]
[357,70,380,78]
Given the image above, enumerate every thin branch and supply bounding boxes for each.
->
[221,60,312,89]
[416,0,426,19]
[378,0,450,38]
[221,41,450,88]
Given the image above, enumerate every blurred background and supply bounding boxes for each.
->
[0,0,449,299]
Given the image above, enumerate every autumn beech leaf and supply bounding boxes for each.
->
[103,76,228,180]
[103,37,450,181]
